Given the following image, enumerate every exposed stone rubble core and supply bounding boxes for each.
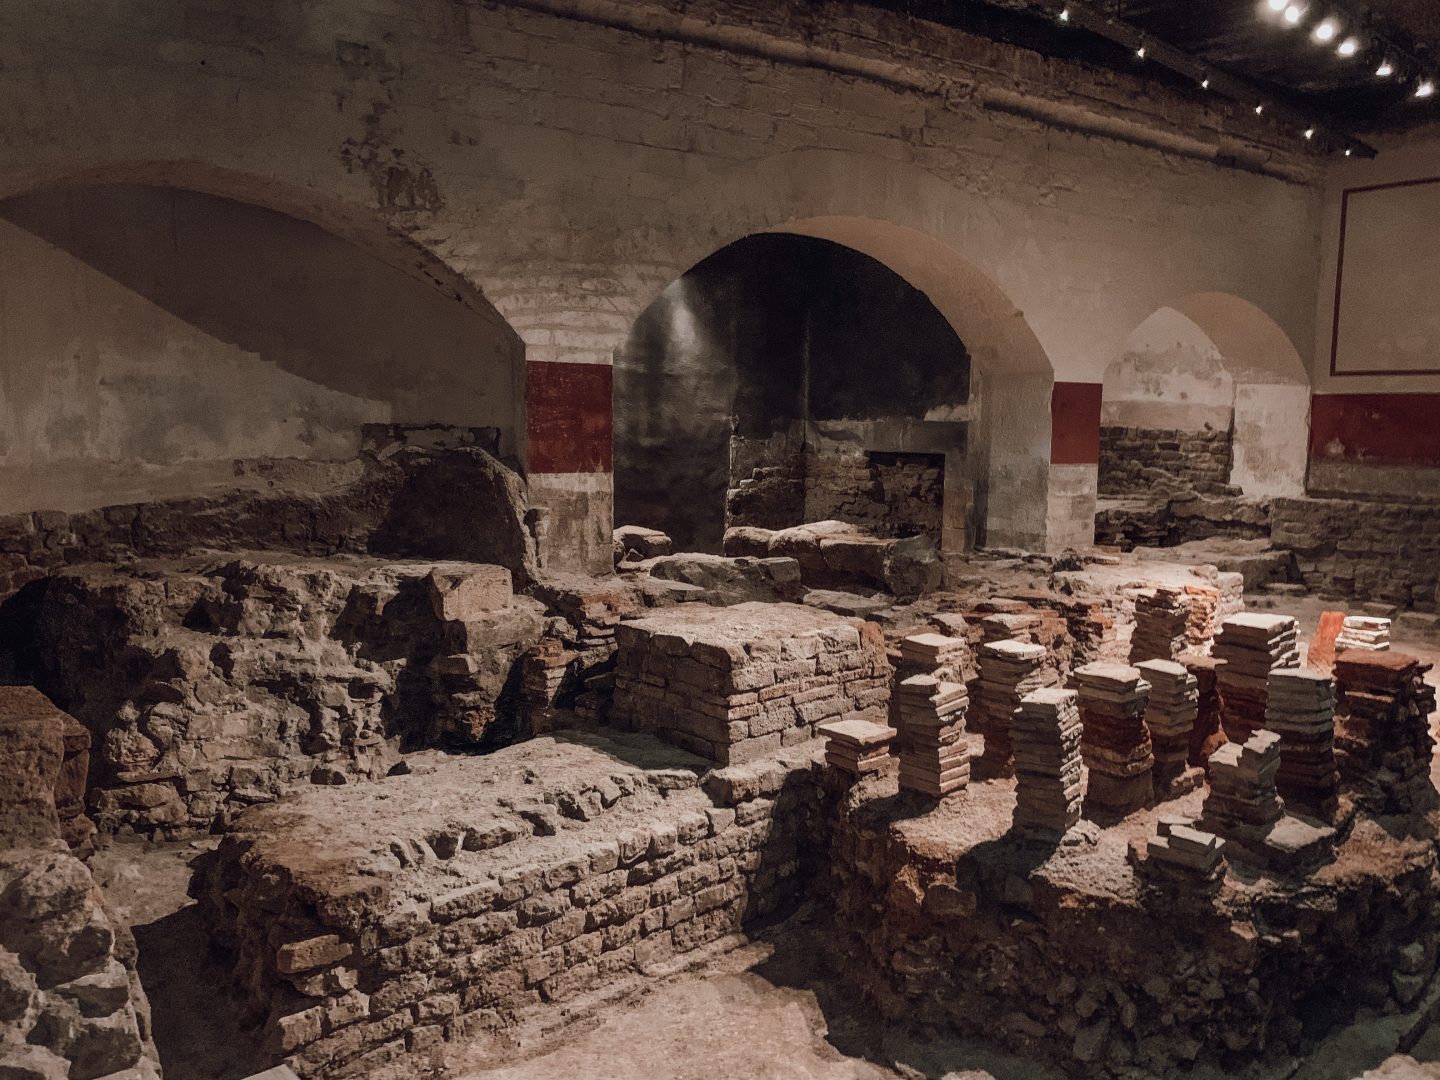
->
[29,553,543,835]
[1099,425,1234,497]
[1075,663,1155,814]
[893,674,971,798]
[829,777,1440,1079]
[970,640,1051,779]
[1212,613,1299,742]
[0,441,539,606]
[0,696,161,1080]
[1011,688,1084,836]
[1334,649,1439,816]
[193,733,831,1079]
[611,602,890,765]
[1264,668,1340,820]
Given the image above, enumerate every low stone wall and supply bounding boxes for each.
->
[611,602,890,764]
[1272,496,1440,610]
[804,448,944,539]
[1099,426,1233,496]
[193,733,831,1079]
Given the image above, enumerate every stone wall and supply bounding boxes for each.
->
[192,733,831,1079]
[1272,496,1440,610]
[25,555,542,837]
[0,693,161,1080]
[1098,426,1233,496]
[805,449,945,539]
[0,438,536,608]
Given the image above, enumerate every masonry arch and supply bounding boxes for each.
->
[1100,293,1309,501]
[0,171,527,514]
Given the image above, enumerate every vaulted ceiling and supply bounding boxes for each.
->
[855,0,1440,139]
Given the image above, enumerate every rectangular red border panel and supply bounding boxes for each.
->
[1330,175,1440,378]
[1310,392,1440,465]
[1050,382,1103,465]
[526,361,613,474]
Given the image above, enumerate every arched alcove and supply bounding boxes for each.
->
[1099,294,1309,502]
[614,233,971,553]
[0,181,526,513]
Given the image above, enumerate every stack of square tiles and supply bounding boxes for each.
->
[895,674,971,798]
[971,640,1051,778]
[818,718,897,777]
[1012,688,1084,835]
[1264,668,1339,820]
[1075,662,1154,813]
[1136,659,1198,786]
[1129,587,1190,664]
[1213,614,1299,741]
[1201,730,1285,842]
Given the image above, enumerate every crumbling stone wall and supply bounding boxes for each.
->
[1099,426,1233,496]
[28,554,542,836]
[0,697,161,1080]
[1272,495,1440,610]
[0,440,537,609]
[805,449,944,539]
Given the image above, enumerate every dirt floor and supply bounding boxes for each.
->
[85,586,1440,1080]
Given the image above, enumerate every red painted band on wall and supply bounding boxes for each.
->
[526,360,613,474]
[1310,392,1440,466]
[1050,382,1103,466]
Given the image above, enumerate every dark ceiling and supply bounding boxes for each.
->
[848,0,1440,136]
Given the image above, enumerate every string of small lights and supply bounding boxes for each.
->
[1051,0,1437,156]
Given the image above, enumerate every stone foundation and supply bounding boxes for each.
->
[193,733,830,1079]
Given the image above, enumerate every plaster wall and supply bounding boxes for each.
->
[0,185,522,514]
[0,0,1327,566]
[1102,308,1234,432]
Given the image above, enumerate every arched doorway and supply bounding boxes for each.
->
[1100,293,1309,503]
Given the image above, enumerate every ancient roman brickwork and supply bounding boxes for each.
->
[28,555,543,836]
[1271,496,1440,610]
[1098,426,1234,496]
[193,734,831,1079]
[803,449,945,540]
[611,603,890,764]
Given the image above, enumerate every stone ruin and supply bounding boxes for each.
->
[3,518,1439,1080]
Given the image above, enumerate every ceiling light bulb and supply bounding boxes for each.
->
[1201,78,1211,89]
[1418,80,1436,98]
[1058,7,1070,21]
[1304,127,1315,138]
[1267,0,1288,10]
[1312,19,1338,43]
[1136,45,1146,59]
[1337,37,1359,57]
[1345,148,1353,155]
[1377,59,1394,77]
[1255,103,1265,114]
[1284,5,1303,25]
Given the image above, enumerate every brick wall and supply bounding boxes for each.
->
[1099,426,1233,495]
